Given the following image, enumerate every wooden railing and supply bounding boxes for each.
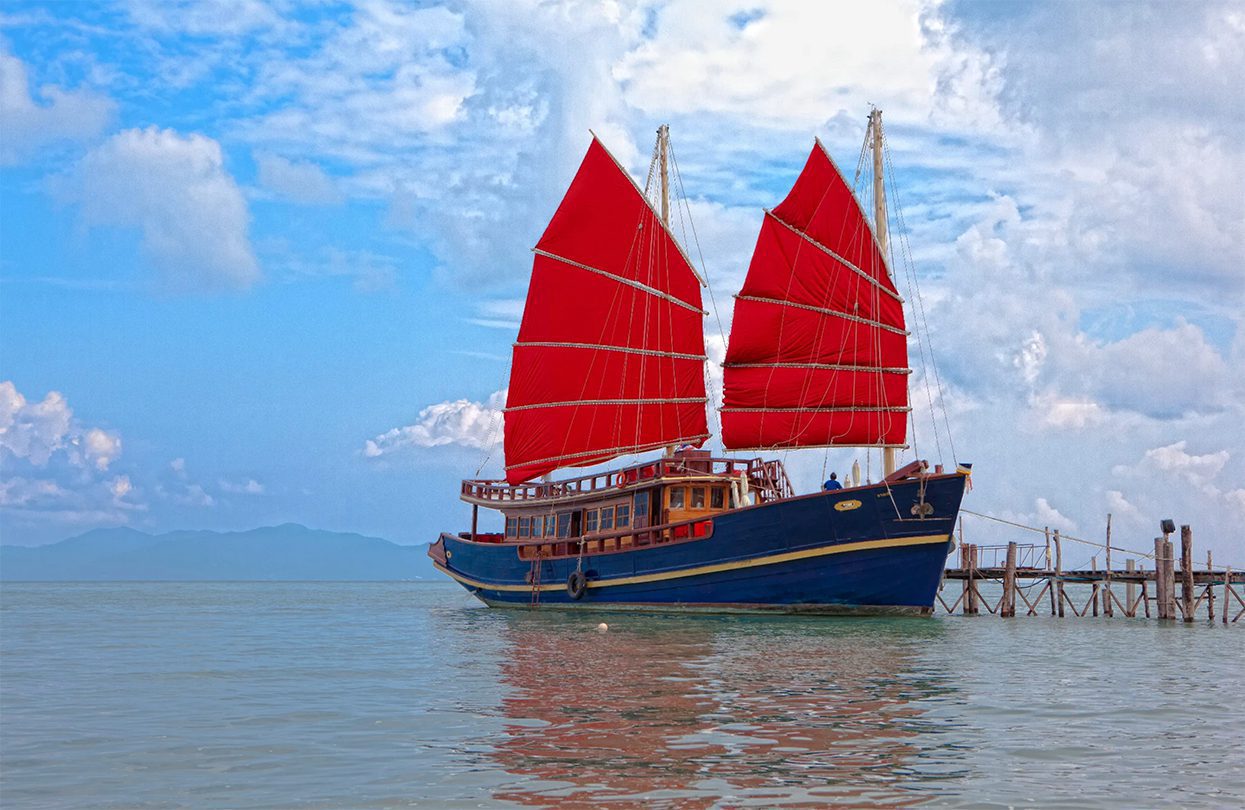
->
[516,515,716,561]
[461,454,793,507]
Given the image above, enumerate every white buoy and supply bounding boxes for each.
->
[596,622,609,632]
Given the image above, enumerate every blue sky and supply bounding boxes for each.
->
[2,1,1243,566]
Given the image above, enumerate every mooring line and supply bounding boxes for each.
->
[960,509,1156,560]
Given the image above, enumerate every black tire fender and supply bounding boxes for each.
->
[567,570,588,600]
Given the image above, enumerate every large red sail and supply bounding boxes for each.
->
[504,138,709,484]
[721,141,909,450]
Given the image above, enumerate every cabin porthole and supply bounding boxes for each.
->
[567,570,588,599]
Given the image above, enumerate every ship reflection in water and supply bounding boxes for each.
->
[487,613,963,807]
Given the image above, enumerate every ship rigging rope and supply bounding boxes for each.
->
[853,117,916,478]
[472,361,511,478]
[668,138,727,448]
[884,140,957,465]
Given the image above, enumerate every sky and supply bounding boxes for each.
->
[1,0,1242,568]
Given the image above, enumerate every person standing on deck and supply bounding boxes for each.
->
[823,473,842,491]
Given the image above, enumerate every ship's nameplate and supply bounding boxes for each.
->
[834,500,862,512]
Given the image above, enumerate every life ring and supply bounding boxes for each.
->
[616,472,628,489]
[567,570,588,600]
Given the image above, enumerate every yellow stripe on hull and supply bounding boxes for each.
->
[433,532,951,593]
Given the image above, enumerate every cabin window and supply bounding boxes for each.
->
[585,509,599,533]
[711,488,725,509]
[616,504,630,528]
[633,491,649,528]
[519,516,531,537]
[556,512,572,538]
[691,487,706,509]
[669,487,685,509]
[600,506,614,531]
[506,517,518,537]
[545,515,557,537]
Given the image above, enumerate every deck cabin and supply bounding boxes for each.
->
[458,450,794,561]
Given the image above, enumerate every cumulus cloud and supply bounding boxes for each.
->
[616,1,1003,134]
[0,381,141,531]
[54,127,260,290]
[467,298,525,330]
[1110,440,1245,524]
[254,152,342,205]
[265,246,398,293]
[109,475,133,499]
[1105,490,1139,520]
[156,457,219,507]
[240,3,475,162]
[0,49,114,165]
[1115,441,1229,492]
[83,428,122,471]
[0,474,143,528]
[123,0,283,36]
[1034,497,1078,534]
[364,390,505,458]
[0,381,121,471]
[989,497,1079,535]
[219,477,264,495]
[944,0,1245,301]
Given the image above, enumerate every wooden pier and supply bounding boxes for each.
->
[938,521,1245,622]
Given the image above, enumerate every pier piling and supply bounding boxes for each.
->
[1126,559,1136,615]
[1002,542,1017,617]
[937,520,1241,622]
[1181,525,1195,623]
[1104,517,1113,617]
[1054,530,1065,618]
[1207,551,1215,622]
[1091,556,1100,618]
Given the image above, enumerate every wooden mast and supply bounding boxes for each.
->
[659,124,670,227]
[870,108,897,478]
[659,124,675,459]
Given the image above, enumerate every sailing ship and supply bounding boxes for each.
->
[428,111,969,614]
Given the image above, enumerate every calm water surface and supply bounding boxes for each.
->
[2,582,1241,808]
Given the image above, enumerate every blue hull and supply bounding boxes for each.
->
[434,474,966,615]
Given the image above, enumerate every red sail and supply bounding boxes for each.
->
[721,141,909,450]
[504,138,709,484]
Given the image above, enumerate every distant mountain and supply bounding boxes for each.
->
[0,524,443,581]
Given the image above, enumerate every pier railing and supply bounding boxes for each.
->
[513,514,716,562]
[460,454,794,507]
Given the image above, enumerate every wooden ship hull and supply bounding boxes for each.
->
[430,456,967,615]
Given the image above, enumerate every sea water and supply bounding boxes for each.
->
[1,581,1241,808]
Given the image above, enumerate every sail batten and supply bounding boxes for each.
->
[765,210,904,303]
[733,294,909,336]
[722,141,909,451]
[516,341,707,361]
[504,138,709,484]
[508,397,708,412]
[726,361,911,374]
[722,406,911,413]
[531,249,706,314]
[505,434,713,471]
